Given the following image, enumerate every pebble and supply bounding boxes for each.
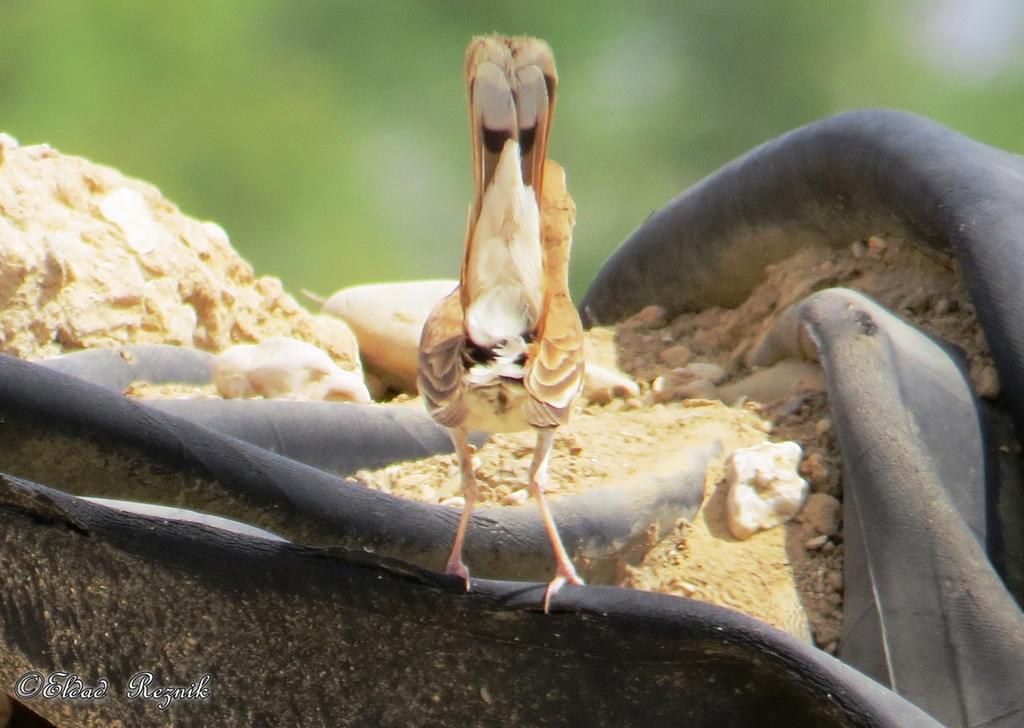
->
[658,344,692,368]
[634,304,667,329]
[804,534,829,550]
[213,336,371,402]
[684,361,727,385]
[975,365,1000,399]
[826,571,844,592]
[866,236,887,254]
[584,363,641,405]
[850,240,867,258]
[725,441,810,540]
[801,493,842,536]
[440,496,466,508]
[502,489,529,506]
[901,287,930,314]
[322,279,457,392]
[650,373,718,403]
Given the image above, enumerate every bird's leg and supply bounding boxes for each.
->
[527,428,584,612]
[444,426,477,590]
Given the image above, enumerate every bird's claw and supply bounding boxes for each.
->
[445,559,471,592]
[542,565,585,613]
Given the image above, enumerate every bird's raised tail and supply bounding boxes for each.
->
[461,36,557,320]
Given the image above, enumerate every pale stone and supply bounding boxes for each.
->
[502,489,530,506]
[323,279,457,392]
[583,362,640,405]
[651,371,718,403]
[684,361,727,385]
[726,441,809,540]
[0,138,362,367]
[975,365,1000,399]
[213,336,370,402]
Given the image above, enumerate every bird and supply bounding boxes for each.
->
[417,34,586,612]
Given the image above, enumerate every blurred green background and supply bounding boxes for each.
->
[4,1,1023,299]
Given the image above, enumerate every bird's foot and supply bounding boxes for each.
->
[542,562,585,614]
[445,557,471,592]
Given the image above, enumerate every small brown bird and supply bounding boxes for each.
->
[418,35,586,612]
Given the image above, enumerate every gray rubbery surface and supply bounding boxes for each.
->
[580,109,1024,442]
[143,399,475,477]
[0,353,708,582]
[579,110,1024,726]
[757,288,1024,728]
[38,344,481,475]
[0,474,944,728]
[38,344,215,390]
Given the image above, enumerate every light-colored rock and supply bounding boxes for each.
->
[0,137,362,375]
[323,279,457,392]
[725,441,809,540]
[502,489,530,506]
[804,534,829,550]
[684,361,727,385]
[214,336,370,402]
[583,362,640,405]
[975,365,1000,399]
[651,371,718,403]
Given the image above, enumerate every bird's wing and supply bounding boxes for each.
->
[524,291,585,428]
[417,287,468,428]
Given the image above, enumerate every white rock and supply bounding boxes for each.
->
[213,336,371,402]
[98,188,160,254]
[725,441,809,540]
[684,361,727,385]
[502,488,530,506]
[583,362,640,404]
[323,279,457,392]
